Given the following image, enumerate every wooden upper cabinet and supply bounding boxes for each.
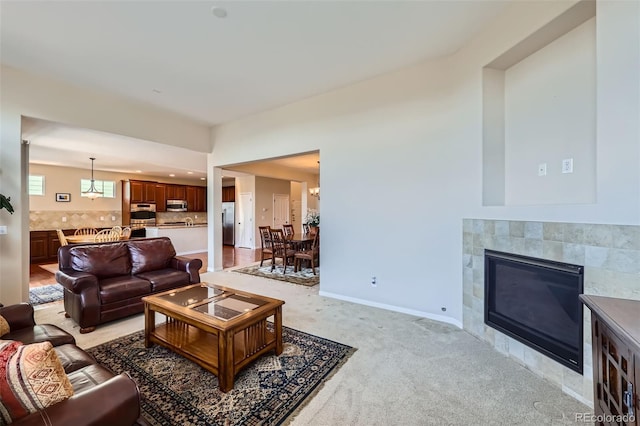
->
[186,186,197,211]
[222,186,235,202]
[195,186,206,212]
[155,183,167,212]
[130,180,157,203]
[167,184,186,200]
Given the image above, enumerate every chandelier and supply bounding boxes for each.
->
[82,157,103,199]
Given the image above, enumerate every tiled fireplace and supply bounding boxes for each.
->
[462,219,640,406]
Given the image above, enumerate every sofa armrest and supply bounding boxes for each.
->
[172,256,202,283]
[0,303,36,331]
[55,269,99,293]
[14,373,141,426]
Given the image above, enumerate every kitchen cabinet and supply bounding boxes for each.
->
[222,186,235,202]
[185,185,206,212]
[167,184,186,200]
[130,180,157,203]
[30,230,74,263]
[580,295,639,426]
[155,183,167,212]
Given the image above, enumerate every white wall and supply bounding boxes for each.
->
[210,0,640,326]
[504,19,596,205]
[0,66,210,304]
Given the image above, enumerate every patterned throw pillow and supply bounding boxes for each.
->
[0,315,9,336]
[0,340,74,423]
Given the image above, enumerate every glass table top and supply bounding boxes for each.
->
[157,284,268,321]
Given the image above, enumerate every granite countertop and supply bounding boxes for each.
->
[150,223,208,229]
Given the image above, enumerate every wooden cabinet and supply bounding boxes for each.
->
[155,184,167,212]
[30,230,74,263]
[130,180,156,203]
[30,231,50,263]
[185,185,206,212]
[167,184,186,200]
[222,186,235,202]
[581,295,639,426]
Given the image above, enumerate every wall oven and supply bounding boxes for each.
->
[130,203,156,229]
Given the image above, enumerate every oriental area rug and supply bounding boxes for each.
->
[87,328,355,426]
[232,264,319,287]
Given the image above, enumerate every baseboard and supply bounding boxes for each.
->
[318,290,463,329]
[176,249,207,256]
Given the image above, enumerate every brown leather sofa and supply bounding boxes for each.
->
[56,237,202,333]
[0,303,145,426]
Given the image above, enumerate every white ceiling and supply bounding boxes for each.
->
[2,0,508,178]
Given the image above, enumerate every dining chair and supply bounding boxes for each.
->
[56,229,69,247]
[258,226,273,267]
[121,226,132,240]
[294,227,319,275]
[302,223,310,234]
[283,224,294,237]
[269,228,296,273]
[94,229,120,242]
[74,227,98,236]
[111,225,123,236]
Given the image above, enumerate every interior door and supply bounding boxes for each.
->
[237,192,253,248]
[273,194,290,230]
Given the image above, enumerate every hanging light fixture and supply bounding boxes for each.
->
[83,157,103,200]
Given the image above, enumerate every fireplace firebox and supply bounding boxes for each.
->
[484,250,584,374]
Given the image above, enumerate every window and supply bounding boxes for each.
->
[80,179,116,198]
[28,175,45,196]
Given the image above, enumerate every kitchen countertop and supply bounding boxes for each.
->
[149,223,208,229]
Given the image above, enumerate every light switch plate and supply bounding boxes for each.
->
[0,226,7,235]
[538,163,547,176]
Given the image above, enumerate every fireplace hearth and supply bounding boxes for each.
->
[484,250,584,374]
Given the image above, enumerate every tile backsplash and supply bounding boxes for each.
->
[30,210,122,230]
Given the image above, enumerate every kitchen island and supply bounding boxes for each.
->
[145,224,207,255]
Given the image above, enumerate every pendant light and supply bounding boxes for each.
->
[83,157,103,199]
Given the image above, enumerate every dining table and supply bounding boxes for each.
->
[284,233,315,251]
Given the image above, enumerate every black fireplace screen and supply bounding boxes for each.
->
[484,250,584,374]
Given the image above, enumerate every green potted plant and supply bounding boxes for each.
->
[305,209,319,227]
[0,194,14,214]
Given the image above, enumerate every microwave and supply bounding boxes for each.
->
[166,200,188,212]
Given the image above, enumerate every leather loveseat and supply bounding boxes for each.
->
[0,303,145,426]
[56,237,202,333]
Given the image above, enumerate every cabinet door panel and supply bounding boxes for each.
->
[186,186,197,211]
[130,181,144,203]
[30,231,49,263]
[156,184,167,212]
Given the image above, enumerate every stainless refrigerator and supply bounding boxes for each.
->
[222,202,235,246]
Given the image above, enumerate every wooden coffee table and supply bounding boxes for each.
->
[142,283,284,392]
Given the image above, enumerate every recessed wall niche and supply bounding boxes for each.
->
[482,0,596,206]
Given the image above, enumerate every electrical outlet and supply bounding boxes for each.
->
[371,276,377,287]
[562,158,573,173]
[61,216,67,222]
[100,216,105,221]
[111,216,116,221]
[0,226,7,235]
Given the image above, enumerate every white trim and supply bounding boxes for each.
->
[176,249,207,256]
[318,290,463,329]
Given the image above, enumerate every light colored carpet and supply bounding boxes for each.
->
[34,270,591,425]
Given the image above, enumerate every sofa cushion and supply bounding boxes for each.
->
[3,324,76,347]
[66,363,117,394]
[129,238,176,274]
[0,315,9,336]
[69,243,131,278]
[0,340,74,423]
[98,275,151,304]
[136,268,191,292]
[54,343,96,374]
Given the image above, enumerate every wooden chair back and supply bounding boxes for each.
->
[56,229,68,247]
[74,227,98,236]
[111,226,123,235]
[283,224,294,238]
[269,228,296,273]
[94,229,120,242]
[258,226,272,250]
